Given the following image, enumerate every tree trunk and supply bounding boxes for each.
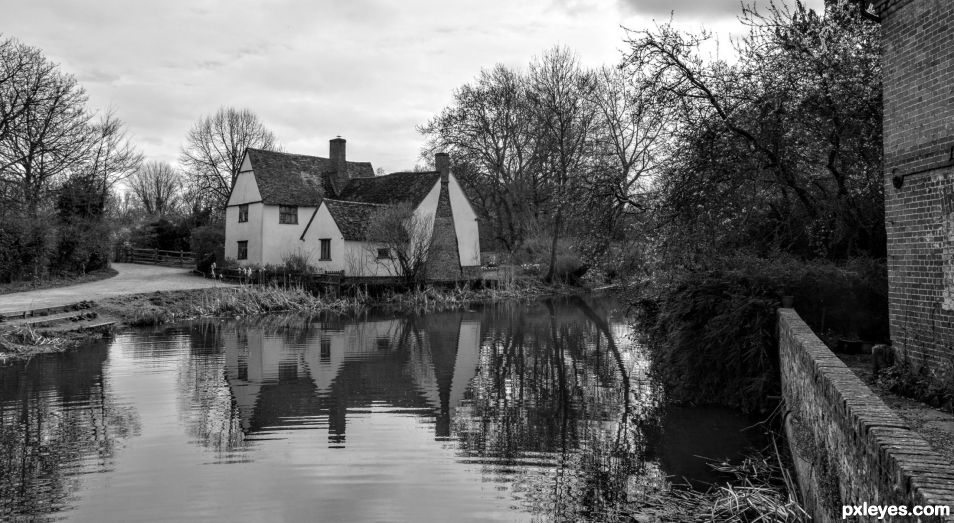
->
[544,210,562,283]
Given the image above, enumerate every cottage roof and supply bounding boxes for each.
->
[337,170,440,207]
[245,148,374,206]
[322,199,386,241]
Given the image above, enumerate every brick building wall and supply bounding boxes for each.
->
[879,0,954,370]
[427,181,463,281]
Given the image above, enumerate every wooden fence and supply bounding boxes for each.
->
[119,247,196,268]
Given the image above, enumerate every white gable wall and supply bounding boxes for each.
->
[227,167,262,206]
[448,173,481,267]
[300,204,345,272]
[413,181,441,238]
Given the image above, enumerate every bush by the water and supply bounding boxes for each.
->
[634,255,888,413]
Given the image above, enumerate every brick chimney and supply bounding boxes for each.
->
[330,137,347,188]
[435,152,450,184]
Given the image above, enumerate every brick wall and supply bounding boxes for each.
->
[427,181,463,281]
[881,0,954,371]
[779,309,954,521]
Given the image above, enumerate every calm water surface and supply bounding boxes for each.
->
[0,296,758,522]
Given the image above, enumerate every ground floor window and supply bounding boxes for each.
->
[320,239,331,260]
[237,240,248,260]
[377,247,391,259]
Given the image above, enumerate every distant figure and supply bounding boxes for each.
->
[210,261,217,280]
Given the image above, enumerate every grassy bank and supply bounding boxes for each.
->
[0,278,577,361]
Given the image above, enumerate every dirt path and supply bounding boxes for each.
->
[0,263,233,314]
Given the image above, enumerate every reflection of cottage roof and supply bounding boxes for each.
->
[338,171,440,207]
[323,199,385,241]
[246,148,374,206]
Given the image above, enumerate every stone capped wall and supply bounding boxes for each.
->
[779,308,954,521]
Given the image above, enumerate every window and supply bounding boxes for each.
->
[237,241,248,260]
[320,239,331,260]
[238,204,248,223]
[377,247,391,260]
[320,338,331,362]
[279,205,298,224]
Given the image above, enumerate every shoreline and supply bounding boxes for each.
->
[0,281,592,363]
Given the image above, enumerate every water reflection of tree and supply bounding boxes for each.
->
[452,298,661,521]
[0,341,140,519]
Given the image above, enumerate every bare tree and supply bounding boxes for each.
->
[82,109,143,201]
[420,64,545,255]
[0,37,91,216]
[527,46,598,282]
[127,161,181,216]
[588,66,671,215]
[364,202,434,284]
[179,106,278,211]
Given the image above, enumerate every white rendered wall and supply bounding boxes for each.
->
[225,202,264,265]
[300,204,346,272]
[260,204,316,266]
[448,173,481,267]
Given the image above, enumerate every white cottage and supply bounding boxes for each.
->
[224,138,480,280]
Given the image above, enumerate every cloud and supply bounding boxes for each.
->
[6,0,798,171]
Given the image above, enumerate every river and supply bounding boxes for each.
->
[0,296,760,521]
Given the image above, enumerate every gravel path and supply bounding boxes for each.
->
[0,263,233,314]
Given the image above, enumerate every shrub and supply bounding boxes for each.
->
[190,224,225,263]
[634,254,888,413]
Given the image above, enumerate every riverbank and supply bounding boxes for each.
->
[0,279,584,362]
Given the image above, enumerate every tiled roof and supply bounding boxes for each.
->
[246,148,374,206]
[338,171,440,207]
[323,199,386,241]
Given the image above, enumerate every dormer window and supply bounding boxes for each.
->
[238,204,248,222]
[279,205,298,224]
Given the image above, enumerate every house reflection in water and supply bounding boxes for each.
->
[221,312,482,445]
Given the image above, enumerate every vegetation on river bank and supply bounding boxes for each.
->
[631,255,888,414]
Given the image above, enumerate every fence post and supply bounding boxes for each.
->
[179,250,184,266]
[153,248,158,262]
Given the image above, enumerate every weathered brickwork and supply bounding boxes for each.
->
[427,181,463,281]
[779,309,954,521]
[880,0,954,371]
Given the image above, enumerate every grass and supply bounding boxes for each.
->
[0,267,118,296]
[99,284,367,327]
[632,436,809,522]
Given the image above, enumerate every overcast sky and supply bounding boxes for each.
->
[6,0,823,173]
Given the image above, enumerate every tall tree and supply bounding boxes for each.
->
[82,109,143,203]
[0,37,91,216]
[624,0,882,260]
[420,65,544,254]
[179,106,278,211]
[527,47,598,281]
[127,161,181,216]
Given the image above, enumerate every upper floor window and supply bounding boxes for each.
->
[377,247,392,260]
[238,204,248,223]
[320,239,331,260]
[279,205,298,224]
